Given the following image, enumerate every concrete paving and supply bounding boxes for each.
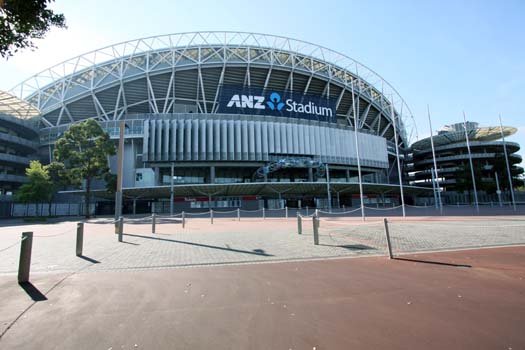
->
[0,215,524,274]
[0,246,524,349]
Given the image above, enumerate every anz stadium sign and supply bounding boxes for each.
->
[217,85,337,123]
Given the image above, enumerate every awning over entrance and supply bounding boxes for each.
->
[62,182,432,200]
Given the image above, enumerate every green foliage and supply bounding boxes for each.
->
[45,160,67,189]
[54,119,115,217]
[15,160,52,203]
[455,162,483,194]
[0,0,66,58]
[104,172,117,195]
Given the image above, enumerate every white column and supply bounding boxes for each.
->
[390,95,406,217]
[427,105,442,212]
[462,111,479,213]
[351,81,365,220]
[234,120,241,160]
[200,119,206,160]
[143,120,149,160]
[221,119,227,160]
[499,114,516,211]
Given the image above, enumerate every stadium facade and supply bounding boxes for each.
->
[0,91,40,196]
[7,32,432,212]
[410,122,523,204]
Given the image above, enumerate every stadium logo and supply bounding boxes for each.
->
[266,92,285,111]
[226,91,333,118]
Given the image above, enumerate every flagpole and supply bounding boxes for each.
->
[498,114,516,211]
[351,80,365,221]
[427,105,442,213]
[431,166,438,206]
[462,112,479,213]
[390,95,406,218]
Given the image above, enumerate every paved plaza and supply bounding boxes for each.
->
[0,214,524,274]
[0,214,525,349]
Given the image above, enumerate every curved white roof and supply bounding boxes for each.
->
[9,31,417,145]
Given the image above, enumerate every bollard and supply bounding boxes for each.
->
[306,206,309,216]
[285,206,288,219]
[237,208,240,221]
[118,216,124,242]
[182,211,186,228]
[262,207,266,220]
[297,213,302,235]
[18,231,33,283]
[152,213,156,234]
[312,214,319,245]
[383,218,393,259]
[76,222,84,256]
[210,209,214,224]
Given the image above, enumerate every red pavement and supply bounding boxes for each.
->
[0,246,524,349]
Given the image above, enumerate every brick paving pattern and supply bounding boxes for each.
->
[0,214,524,274]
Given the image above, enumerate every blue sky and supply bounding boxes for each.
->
[1,0,523,163]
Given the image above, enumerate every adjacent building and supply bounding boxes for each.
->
[0,91,40,196]
[410,122,523,203]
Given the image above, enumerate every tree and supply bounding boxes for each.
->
[0,0,66,58]
[455,162,484,203]
[54,119,115,218]
[15,160,53,216]
[44,161,67,216]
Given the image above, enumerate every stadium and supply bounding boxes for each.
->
[410,122,523,204]
[6,32,431,213]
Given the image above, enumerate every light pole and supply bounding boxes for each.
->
[427,105,442,212]
[390,95,406,218]
[350,80,365,221]
[462,112,479,213]
[326,164,332,212]
[170,162,175,216]
[114,120,125,231]
[499,115,516,211]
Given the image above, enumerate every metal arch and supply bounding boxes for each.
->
[8,31,417,144]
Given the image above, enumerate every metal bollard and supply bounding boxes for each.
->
[306,206,308,216]
[118,216,124,242]
[312,214,319,245]
[297,213,302,235]
[182,211,186,228]
[18,231,33,283]
[383,218,394,259]
[76,222,84,256]
[237,208,240,221]
[262,207,265,220]
[152,213,156,234]
[285,206,288,219]
[210,209,214,224]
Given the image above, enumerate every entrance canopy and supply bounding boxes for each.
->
[63,181,432,200]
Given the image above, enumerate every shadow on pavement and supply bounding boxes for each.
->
[394,257,472,268]
[77,255,100,264]
[123,233,274,257]
[319,243,375,251]
[18,282,47,302]
[120,240,140,246]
